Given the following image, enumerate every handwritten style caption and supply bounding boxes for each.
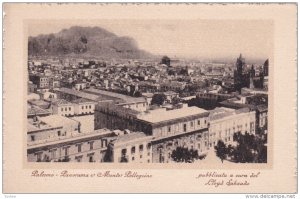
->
[196,171,261,187]
[31,170,152,180]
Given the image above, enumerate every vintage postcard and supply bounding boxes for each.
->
[2,3,297,193]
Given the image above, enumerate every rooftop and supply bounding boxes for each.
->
[56,87,102,102]
[110,132,151,146]
[84,88,146,104]
[71,98,96,104]
[209,107,251,121]
[27,128,114,148]
[137,106,208,124]
[38,115,79,128]
[28,100,50,107]
[95,101,140,117]
[52,99,73,106]
[27,105,51,117]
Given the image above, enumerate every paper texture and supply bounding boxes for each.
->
[3,3,297,193]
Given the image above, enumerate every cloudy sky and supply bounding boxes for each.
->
[28,20,273,61]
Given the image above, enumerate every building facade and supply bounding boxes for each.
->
[95,103,211,162]
[27,115,80,143]
[52,99,75,117]
[106,132,153,163]
[208,107,256,147]
[72,98,96,115]
[27,129,115,162]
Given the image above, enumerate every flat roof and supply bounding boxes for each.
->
[57,87,102,102]
[38,115,79,128]
[209,107,251,121]
[27,128,114,149]
[137,106,208,124]
[28,100,50,106]
[71,98,96,104]
[111,132,152,146]
[84,88,146,103]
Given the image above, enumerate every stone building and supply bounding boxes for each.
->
[208,107,256,147]
[95,103,210,162]
[27,129,115,162]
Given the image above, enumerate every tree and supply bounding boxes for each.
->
[226,144,235,160]
[171,147,199,163]
[215,140,227,163]
[171,96,182,105]
[133,91,142,97]
[151,93,167,106]
[231,132,267,163]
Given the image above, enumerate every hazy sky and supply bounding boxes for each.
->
[28,20,273,60]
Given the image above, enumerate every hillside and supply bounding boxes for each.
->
[28,26,154,59]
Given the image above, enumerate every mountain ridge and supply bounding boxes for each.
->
[28,26,154,59]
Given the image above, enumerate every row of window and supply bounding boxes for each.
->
[34,140,109,160]
[60,105,93,112]
[120,153,151,163]
[40,78,48,82]
[61,107,72,111]
[75,154,95,162]
[124,103,146,109]
[158,119,207,135]
[215,122,254,129]
[121,143,151,155]
[81,105,92,109]
[76,141,95,153]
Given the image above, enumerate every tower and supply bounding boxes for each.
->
[234,53,246,92]
[263,59,269,76]
[249,65,255,89]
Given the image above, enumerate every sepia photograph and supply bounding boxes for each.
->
[27,20,270,164]
[3,3,297,194]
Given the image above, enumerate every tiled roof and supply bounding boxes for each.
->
[71,98,96,104]
[52,99,73,106]
[27,106,51,116]
[56,87,102,102]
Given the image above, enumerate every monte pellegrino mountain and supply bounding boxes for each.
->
[28,26,153,59]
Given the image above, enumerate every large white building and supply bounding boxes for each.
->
[106,132,153,163]
[52,99,75,116]
[72,98,96,115]
[95,103,210,162]
[208,107,256,147]
[27,128,115,162]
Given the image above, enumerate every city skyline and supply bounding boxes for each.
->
[28,20,273,61]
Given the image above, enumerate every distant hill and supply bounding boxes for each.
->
[28,26,154,59]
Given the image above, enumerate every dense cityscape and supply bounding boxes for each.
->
[27,27,268,164]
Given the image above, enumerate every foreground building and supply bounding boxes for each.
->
[27,129,115,162]
[208,107,256,147]
[95,103,210,162]
[27,115,80,143]
[106,132,153,163]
